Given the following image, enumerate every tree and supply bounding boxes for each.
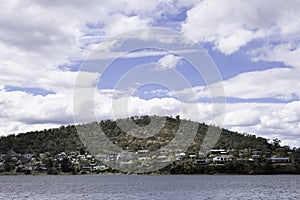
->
[61,157,72,172]
[4,161,12,172]
[80,147,85,155]
[272,138,281,149]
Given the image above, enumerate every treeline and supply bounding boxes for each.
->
[157,160,300,175]
[0,125,85,154]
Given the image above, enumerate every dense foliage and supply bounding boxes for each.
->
[0,116,272,155]
[0,125,84,154]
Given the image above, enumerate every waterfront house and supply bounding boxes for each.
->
[194,159,210,165]
[157,155,168,162]
[266,157,290,163]
[137,150,149,154]
[107,154,118,162]
[25,163,36,171]
[23,153,35,159]
[175,153,186,161]
[210,149,227,154]
[82,165,92,172]
[213,155,232,163]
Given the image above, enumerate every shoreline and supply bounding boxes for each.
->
[1,172,300,176]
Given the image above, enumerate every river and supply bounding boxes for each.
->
[0,175,299,199]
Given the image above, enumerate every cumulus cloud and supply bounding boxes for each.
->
[249,43,300,69]
[223,102,300,147]
[173,66,300,102]
[155,54,182,71]
[182,0,300,55]
[0,90,73,134]
[0,0,199,93]
[1,0,300,148]
[221,68,300,101]
[0,0,200,134]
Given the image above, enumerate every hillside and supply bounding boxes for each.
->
[1,116,300,175]
[0,115,273,155]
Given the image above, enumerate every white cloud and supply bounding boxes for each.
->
[182,0,300,55]
[122,49,168,58]
[0,0,197,93]
[155,54,182,71]
[249,43,300,69]
[1,0,300,149]
[102,15,150,37]
[0,90,74,134]
[221,68,300,100]
[172,66,300,102]
[223,102,300,147]
[1,85,300,147]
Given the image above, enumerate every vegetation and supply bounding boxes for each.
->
[0,116,271,154]
[0,115,299,175]
[0,125,85,154]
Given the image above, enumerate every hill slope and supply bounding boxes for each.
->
[0,115,273,155]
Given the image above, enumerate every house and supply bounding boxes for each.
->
[117,152,133,161]
[56,152,67,161]
[157,155,168,162]
[107,154,118,162]
[72,160,81,172]
[158,151,168,155]
[175,153,186,161]
[137,150,149,154]
[138,157,149,161]
[23,153,35,159]
[25,163,36,171]
[94,154,107,162]
[266,157,290,163]
[194,159,210,165]
[67,152,77,159]
[93,164,107,171]
[213,156,232,163]
[0,154,7,160]
[210,149,227,154]
[77,155,87,162]
[252,150,262,155]
[252,155,260,159]
[10,156,19,163]
[82,165,92,172]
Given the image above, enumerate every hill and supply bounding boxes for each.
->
[1,115,300,175]
[0,115,273,155]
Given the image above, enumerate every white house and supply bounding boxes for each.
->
[213,156,232,163]
[175,153,186,160]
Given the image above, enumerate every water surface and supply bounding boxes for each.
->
[0,175,299,199]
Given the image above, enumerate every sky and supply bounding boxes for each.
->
[1,0,300,147]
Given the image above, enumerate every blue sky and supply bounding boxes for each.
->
[1,0,300,147]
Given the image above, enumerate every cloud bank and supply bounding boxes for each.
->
[0,0,300,147]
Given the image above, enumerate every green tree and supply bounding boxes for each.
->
[272,138,281,148]
[61,157,72,172]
